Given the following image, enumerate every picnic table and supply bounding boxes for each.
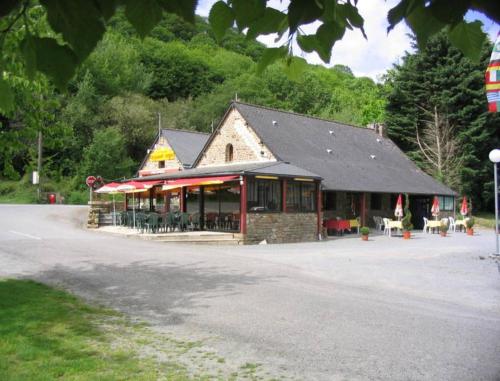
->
[427,220,441,233]
[455,219,467,232]
[387,220,403,236]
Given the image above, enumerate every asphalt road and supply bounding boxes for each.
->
[1,205,499,381]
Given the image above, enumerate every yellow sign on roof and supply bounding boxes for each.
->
[150,147,175,162]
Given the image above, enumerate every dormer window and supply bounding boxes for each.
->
[225,143,234,162]
[158,160,165,168]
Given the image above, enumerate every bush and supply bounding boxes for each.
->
[466,217,475,229]
[439,222,448,233]
[360,226,370,235]
[67,190,89,205]
[402,194,413,231]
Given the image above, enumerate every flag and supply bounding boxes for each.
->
[486,32,500,112]
[460,196,468,216]
[394,194,403,218]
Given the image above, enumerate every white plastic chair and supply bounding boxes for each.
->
[382,218,390,236]
[373,216,383,231]
[448,217,456,232]
[423,217,429,233]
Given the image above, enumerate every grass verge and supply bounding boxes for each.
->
[0,279,192,380]
[0,279,279,381]
[474,212,496,229]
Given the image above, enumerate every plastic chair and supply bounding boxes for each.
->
[448,217,456,232]
[146,212,159,233]
[373,216,383,231]
[423,217,429,233]
[382,218,391,235]
[179,213,190,231]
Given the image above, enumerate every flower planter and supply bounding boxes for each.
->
[403,231,411,239]
[466,228,474,236]
[361,234,368,241]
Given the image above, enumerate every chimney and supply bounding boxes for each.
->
[368,123,386,138]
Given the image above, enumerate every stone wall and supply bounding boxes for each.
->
[245,212,318,244]
[198,108,276,167]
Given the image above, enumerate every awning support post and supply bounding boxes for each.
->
[240,177,247,234]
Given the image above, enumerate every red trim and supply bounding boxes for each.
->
[240,177,247,234]
[282,179,287,212]
[316,182,322,236]
[165,175,239,187]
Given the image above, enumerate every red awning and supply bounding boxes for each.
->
[162,175,239,190]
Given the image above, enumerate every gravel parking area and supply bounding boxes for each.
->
[1,205,499,380]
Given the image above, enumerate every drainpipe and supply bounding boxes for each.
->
[240,176,247,234]
[316,182,322,239]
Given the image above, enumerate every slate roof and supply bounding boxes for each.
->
[133,161,321,182]
[160,129,209,168]
[232,102,455,196]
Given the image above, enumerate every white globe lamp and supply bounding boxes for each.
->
[489,149,500,256]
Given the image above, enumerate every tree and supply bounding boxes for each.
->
[78,127,135,184]
[385,32,500,211]
[1,0,497,113]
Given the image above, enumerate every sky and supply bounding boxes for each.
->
[196,0,499,81]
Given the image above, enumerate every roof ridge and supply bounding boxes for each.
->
[232,100,370,131]
[161,128,210,136]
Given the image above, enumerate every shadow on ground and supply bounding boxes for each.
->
[29,260,269,326]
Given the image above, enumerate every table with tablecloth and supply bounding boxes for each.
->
[386,220,403,236]
[323,219,352,235]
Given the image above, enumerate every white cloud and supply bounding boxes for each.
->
[196,1,499,80]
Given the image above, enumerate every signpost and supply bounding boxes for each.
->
[86,176,96,203]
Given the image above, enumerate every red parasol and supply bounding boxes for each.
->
[394,194,403,219]
[460,196,468,216]
[431,196,440,219]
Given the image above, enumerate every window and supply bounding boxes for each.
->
[158,160,165,168]
[438,196,454,211]
[287,181,317,212]
[247,178,281,212]
[225,143,234,162]
[370,193,382,210]
[322,191,336,210]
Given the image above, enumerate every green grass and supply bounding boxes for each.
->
[0,179,38,204]
[0,279,194,381]
[474,212,496,229]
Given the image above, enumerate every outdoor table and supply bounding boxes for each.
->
[427,220,441,233]
[455,219,467,232]
[323,219,350,235]
[387,220,403,236]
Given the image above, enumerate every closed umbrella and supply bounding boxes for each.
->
[431,196,440,220]
[460,196,468,216]
[116,181,150,228]
[394,194,403,220]
[95,182,121,225]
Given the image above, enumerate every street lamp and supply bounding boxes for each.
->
[489,149,500,256]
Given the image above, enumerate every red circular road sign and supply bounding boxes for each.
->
[86,176,96,187]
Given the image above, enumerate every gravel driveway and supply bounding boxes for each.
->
[1,205,499,380]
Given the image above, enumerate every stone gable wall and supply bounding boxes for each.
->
[197,108,276,167]
[245,212,318,244]
[139,136,183,176]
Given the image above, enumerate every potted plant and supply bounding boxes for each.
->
[466,217,475,235]
[360,226,370,241]
[439,222,448,237]
[401,194,413,239]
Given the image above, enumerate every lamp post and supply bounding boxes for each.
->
[489,149,500,256]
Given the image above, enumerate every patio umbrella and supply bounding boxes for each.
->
[460,196,468,216]
[431,196,440,220]
[394,194,403,220]
[95,182,121,225]
[116,181,151,228]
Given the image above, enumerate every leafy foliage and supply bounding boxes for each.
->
[401,194,413,231]
[0,0,497,111]
[385,32,500,211]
